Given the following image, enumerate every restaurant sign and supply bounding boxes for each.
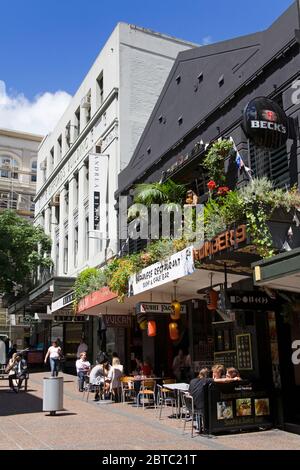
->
[136,302,187,315]
[193,225,247,261]
[104,315,132,328]
[128,246,194,296]
[51,291,75,314]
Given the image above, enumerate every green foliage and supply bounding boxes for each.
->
[0,210,52,299]
[73,267,106,309]
[133,179,186,207]
[202,140,233,184]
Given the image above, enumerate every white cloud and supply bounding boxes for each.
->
[0,80,72,136]
[202,36,213,45]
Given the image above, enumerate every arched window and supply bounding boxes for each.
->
[31,160,37,182]
[0,155,19,179]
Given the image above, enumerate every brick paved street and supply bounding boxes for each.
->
[0,372,300,450]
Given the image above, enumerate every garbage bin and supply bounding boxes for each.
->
[43,376,64,415]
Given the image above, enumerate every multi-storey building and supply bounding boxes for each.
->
[12,23,196,369]
[0,128,43,349]
[0,128,42,219]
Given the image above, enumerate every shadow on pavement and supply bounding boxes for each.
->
[0,389,43,416]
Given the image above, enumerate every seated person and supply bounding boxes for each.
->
[89,356,111,401]
[107,357,124,402]
[75,352,91,392]
[188,368,212,432]
[225,367,242,381]
[141,357,153,377]
[5,353,28,392]
[211,364,226,382]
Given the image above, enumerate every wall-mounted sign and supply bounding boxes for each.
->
[236,333,253,370]
[193,225,247,261]
[243,97,288,149]
[51,291,75,314]
[136,302,187,315]
[89,153,108,235]
[228,290,276,310]
[128,246,194,296]
[54,315,85,322]
[104,315,132,328]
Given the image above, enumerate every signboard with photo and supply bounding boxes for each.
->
[236,333,253,370]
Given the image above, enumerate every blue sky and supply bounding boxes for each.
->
[0,0,294,98]
[0,0,295,134]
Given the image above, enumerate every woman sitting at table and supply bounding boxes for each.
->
[225,367,242,381]
[89,354,111,401]
[211,364,226,382]
[141,357,153,377]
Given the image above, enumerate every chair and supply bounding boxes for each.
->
[156,384,176,419]
[182,393,203,437]
[120,376,136,403]
[137,379,156,410]
[83,376,104,402]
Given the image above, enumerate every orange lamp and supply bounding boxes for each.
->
[169,322,180,341]
[170,300,181,320]
[207,289,218,310]
[147,320,156,337]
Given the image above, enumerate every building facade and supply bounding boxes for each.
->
[13,23,196,370]
[0,128,43,349]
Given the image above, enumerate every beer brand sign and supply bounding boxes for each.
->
[193,225,247,261]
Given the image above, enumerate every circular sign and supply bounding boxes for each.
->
[243,97,288,149]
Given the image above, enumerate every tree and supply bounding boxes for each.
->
[0,210,52,301]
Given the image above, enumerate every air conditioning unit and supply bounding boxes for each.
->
[40,161,47,170]
[81,95,91,109]
[51,194,60,206]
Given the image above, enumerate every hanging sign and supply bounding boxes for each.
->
[243,97,288,149]
[88,153,108,235]
[128,246,194,296]
[136,302,187,315]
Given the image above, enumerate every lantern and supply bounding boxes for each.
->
[170,300,181,320]
[207,289,218,311]
[139,320,148,330]
[147,320,156,337]
[169,322,179,341]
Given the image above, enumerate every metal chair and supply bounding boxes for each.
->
[120,376,136,403]
[156,384,176,419]
[137,379,156,410]
[83,376,103,402]
[182,393,203,437]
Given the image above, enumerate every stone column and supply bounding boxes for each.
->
[51,205,57,272]
[78,164,86,268]
[68,177,76,274]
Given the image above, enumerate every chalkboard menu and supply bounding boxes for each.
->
[214,350,237,368]
[236,333,253,370]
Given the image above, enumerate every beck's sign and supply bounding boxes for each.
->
[243,97,288,149]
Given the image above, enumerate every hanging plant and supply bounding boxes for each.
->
[202,140,233,185]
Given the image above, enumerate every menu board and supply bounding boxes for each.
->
[214,350,237,368]
[236,333,253,370]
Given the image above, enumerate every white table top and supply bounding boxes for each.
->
[163,383,189,391]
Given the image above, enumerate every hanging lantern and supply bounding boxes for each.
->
[147,320,156,337]
[170,300,181,320]
[169,322,180,341]
[207,289,218,311]
[139,319,148,330]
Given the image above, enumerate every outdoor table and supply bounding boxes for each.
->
[163,382,189,417]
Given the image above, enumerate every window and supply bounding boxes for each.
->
[97,72,104,107]
[74,171,79,207]
[0,155,19,179]
[64,183,69,214]
[75,107,80,137]
[249,142,289,189]
[57,135,62,160]
[85,216,89,260]
[82,90,91,124]
[31,160,37,182]
[64,235,68,274]
[65,122,71,148]
[74,226,78,268]
[50,147,54,167]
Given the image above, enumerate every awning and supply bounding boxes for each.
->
[77,268,248,316]
[252,247,300,293]
[8,276,75,315]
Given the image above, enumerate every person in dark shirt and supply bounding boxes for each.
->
[188,367,213,413]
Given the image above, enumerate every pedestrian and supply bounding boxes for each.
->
[5,353,28,392]
[44,340,62,377]
[76,338,88,359]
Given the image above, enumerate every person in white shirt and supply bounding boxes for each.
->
[89,355,111,401]
[107,357,124,402]
[44,341,62,377]
[75,352,91,391]
[76,339,88,359]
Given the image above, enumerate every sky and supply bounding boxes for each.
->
[0,0,295,135]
